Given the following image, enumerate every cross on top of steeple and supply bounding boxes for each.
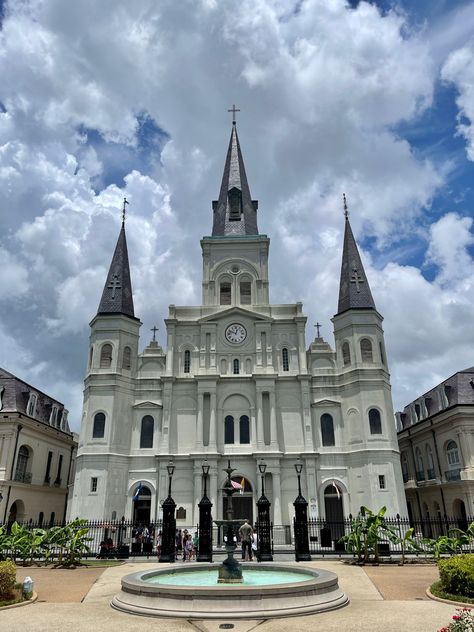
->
[227,104,240,124]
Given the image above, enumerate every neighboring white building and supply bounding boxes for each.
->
[70,122,407,526]
[396,367,474,529]
[0,368,77,525]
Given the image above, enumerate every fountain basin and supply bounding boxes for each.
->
[111,563,349,619]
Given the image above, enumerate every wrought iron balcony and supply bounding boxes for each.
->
[415,470,425,482]
[427,468,436,480]
[14,471,32,484]
[445,468,461,481]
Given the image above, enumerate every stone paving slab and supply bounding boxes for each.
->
[15,566,106,603]
[362,564,439,600]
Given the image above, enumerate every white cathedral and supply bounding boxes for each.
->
[69,121,407,527]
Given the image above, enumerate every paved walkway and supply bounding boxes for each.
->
[4,561,457,632]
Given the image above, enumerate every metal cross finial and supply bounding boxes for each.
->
[343,193,349,219]
[122,197,129,224]
[150,325,159,342]
[314,322,322,338]
[227,104,241,124]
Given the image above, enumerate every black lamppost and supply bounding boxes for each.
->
[293,458,311,561]
[256,460,273,561]
[159,460,176,563]
[197,459,213,562]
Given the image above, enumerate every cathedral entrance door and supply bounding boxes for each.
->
[323,484,344,547]
[132,485,152,525]
[223,477,253,524]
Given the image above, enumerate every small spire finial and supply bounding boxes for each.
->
[227,104,241,125]
[343,193,349,219]
[314,322,322,338]
[122,197,129,224]
[150,325,159,342]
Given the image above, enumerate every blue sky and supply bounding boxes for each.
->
[0,0,473,428]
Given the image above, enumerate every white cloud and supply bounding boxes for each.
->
[442,39,474,161]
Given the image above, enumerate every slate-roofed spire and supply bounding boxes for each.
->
[97,203,135,319]
[212,119,259,236]
[337,195,376,314]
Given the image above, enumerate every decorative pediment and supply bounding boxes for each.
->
[198,306,274,324]
[311,399,341,408]
[133,401,163,409]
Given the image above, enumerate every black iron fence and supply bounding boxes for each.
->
[305,515,474,556]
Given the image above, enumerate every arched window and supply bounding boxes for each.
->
[239,415,250,444]
[93,412,105,438]
[401,451,409,482]
[240,281,251,305]
[184,350,191,373]
[415,447,424,480]
[233,359,240,375]
[360,339,373,362]
[122,346,131,370]
[446,440,460,466]
[321,414,335,446]
[228,187,242,220]
[140,415,154,449]
[15,445,30,482]
[426,445,435,479]
[220,282,231,305]
[225,415,234,444]
[379,341,385,365]
[368,408,382,434]
[282,348,289,371]
[89,346,93,369]
[342,342,351,366]
[100,343,113,368]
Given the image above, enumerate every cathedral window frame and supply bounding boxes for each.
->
[233,358,240,375]
[219,276,232,305]
[446,440,460,467]
[282,347,289,371]
[122,346,132,370]
[239,276,252,305]
[100,343,113,368]
[360,338,373,362]
[342,341,351,366]
[320,413,335,447]
[224,415,235,444]
[183,349,191,374]
[140,415,154,449]
[92,411,106,439]
[239,415,250,444]
[15,444,32,482]
[368,407,382,435]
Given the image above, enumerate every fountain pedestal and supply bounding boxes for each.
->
[214,519,243,583]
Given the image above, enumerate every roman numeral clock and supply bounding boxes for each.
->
[225,323,247,344]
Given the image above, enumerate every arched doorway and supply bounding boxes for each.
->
[7,499,25,526]
[323,483,344,547]
[453,498,468,531]
[132,484,152,525]
[223,477,253,524]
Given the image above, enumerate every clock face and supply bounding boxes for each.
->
[225,323,247,344]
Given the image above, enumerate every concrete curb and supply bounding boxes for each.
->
[0,591,38,611]
[426,587,474,609]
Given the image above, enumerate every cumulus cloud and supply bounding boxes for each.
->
[0,0,471,429]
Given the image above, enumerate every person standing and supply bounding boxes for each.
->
[238,519,253,561]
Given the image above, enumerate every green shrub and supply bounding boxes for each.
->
[438,555,474,598]
[0,560,16,598]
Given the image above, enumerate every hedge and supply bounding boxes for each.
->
[438,554,474,598]
[0,560,16,599]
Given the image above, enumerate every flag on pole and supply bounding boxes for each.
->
[332,480,341,500]
[231,479,244,494]
[132,481,143,502]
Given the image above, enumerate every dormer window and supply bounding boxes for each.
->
[50,405,58,427]
[228,187,242,220]
[26,393,37,417]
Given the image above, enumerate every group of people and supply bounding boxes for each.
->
[173,529,199,561]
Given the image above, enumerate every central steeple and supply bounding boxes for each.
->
[212,121,259,236]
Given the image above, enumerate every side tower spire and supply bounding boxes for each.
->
[337,194,375,315]
[212,110,259,236]
[97,198,136,319]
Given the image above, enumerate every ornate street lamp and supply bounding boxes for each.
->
[256,460,273,561]
[159,460,176,563]
[197,459,213,562]
[293,457,311,561]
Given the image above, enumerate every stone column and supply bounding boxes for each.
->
[210,467,218,517]
[209,392,217,450]
[193,464,202,525]
[196,392,204,449]
[269,390,278,449]
[272,470,282,525]
[256,390,264,449]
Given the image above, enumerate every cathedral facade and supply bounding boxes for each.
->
[69,122,407,526]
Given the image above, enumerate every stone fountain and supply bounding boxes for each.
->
[111,459,349,619]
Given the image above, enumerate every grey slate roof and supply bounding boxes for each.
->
[337,216,376,314]
[97,222,136,319]
[212,123,259,236]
